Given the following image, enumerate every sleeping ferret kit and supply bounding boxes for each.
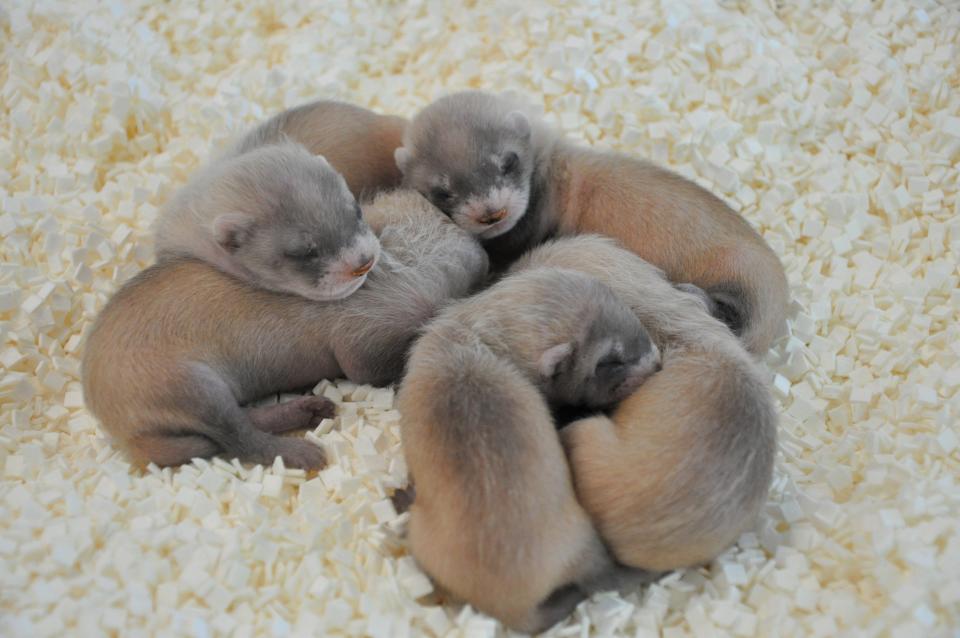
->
[2,2,958,636]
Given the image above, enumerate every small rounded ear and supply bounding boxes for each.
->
[394,147,412,174]
[505,111,531,139]
[313,153,332,169]
[212,214,254,253]
[539,342,573,379]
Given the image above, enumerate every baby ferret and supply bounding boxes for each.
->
[154,142,381,302]
[395,90,790,355]
[83,191,488,470]
[234,99,407,200]
[398,268,660,633]
[510,235,777,571]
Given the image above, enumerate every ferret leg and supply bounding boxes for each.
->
[229,427,327,470]
[245,396,336,433]
[185,363,328,470]
[129,431,221,468]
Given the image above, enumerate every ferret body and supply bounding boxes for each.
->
[83,191,487,470]
[510,235,777,571]
[398,268,660,633]
[396,90,789,354]
[234,99,407,200]
[154,142,382,302]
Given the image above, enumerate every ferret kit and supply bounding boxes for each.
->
[82,95,785,631]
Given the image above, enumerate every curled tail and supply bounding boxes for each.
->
[709,243,790,355]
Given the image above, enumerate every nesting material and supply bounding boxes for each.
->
[2,0,959,636]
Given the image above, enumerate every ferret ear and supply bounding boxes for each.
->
[394,147,412,174]
[212,214,254,253]
[539,342,573,379]
[313,153,332,169]
[505,111,531,140]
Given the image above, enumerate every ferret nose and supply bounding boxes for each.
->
[351,256,376,278]
[478,208,508,225]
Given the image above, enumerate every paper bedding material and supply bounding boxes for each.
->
[1,1,958,636]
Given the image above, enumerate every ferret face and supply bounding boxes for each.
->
[539,305,662,409]
[396,96,534,240]
[212,149,381,301]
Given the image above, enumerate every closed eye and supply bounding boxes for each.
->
[354,203,363,220]
[596,356,622,370]
[501,152,519,175]
[430,187,453,204]
[285,246,319,260]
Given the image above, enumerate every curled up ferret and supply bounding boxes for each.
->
[510,235,778,572]
[398,268,661,633]
[83,191,488,470]
[395,90,790,354]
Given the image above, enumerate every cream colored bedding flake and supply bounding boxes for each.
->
[1,0,958,636]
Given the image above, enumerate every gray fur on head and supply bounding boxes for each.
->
[83,189,488,471]
[538,278,662,409]
[430,267,662,411]
[154,141,381,302]
[396,91,545,240]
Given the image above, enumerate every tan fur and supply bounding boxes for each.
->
[547,148,789,353]
[399,91,789,354]
[398,269,655,633]
[511,236,778,571]
[236,100,406,200]
[83,191,487,469]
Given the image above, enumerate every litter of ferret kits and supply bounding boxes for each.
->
[1,0,958,636]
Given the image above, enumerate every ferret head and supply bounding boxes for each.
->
[395,91,535,240]
[207,144,381,301]
[537,294,662,409]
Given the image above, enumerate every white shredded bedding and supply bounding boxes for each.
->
[1,0,958,636]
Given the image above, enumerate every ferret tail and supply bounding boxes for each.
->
[708,245,790,355]
[530,552,662,632]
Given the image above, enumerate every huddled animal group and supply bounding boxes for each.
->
[83,92,787,633]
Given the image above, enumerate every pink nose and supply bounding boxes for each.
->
[351,257,375,278]
[478,208,508,225]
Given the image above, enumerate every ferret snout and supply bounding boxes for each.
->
[614,344,662,401]
[351,254,376,277]
[478,208,508,225]
[638,343,662,377]
[629,343,663,386]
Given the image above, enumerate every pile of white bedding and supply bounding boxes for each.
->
[1,0,958,635]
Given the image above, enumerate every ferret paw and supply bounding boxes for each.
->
[390,484,416,514]
[248,395,337,433]
[275,439,327,470]
[295,395,337,426]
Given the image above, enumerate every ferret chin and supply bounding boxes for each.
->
[510,235,778,572]
[396,90,790,355]
[84,191,487,470]
[398,267,659,633]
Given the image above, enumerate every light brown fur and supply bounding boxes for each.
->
[510,236,778,571]
[83,191,487,469]
[398,268,657,633]
[235,100,407,201]
[548,147,788,354]
[398,91,790,354]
